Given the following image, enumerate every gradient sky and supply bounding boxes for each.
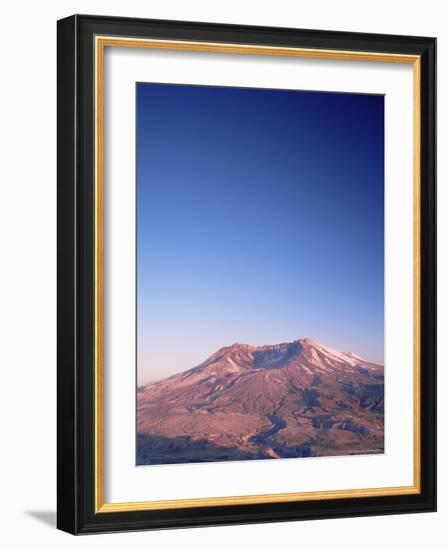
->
[137,83,384,383]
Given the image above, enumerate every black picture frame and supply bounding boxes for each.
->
[57,14,436,534]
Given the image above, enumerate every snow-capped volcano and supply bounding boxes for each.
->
[137,338,384,465]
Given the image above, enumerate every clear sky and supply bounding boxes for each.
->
[137,83,384,383]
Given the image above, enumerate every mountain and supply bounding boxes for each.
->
[137,338,384,465]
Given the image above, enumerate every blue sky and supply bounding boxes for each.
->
[137,83,384,383]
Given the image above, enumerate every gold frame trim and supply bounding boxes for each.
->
[94,36,421,513]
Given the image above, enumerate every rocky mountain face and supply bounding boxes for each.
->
[137,338,384,465]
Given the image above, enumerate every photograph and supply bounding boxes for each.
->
[136,83,385,466]
[55,13,436,534]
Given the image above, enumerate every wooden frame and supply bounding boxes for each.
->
[57,14,436,534]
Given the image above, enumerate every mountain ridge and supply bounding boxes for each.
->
[140,337,382,386]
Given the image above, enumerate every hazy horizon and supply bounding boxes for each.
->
[137,83,384,384]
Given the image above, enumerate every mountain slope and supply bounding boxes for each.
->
[137,338,384,465]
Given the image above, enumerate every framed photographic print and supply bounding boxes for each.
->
[57,14,436,534]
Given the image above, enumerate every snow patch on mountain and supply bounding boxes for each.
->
[253,341,303,370]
